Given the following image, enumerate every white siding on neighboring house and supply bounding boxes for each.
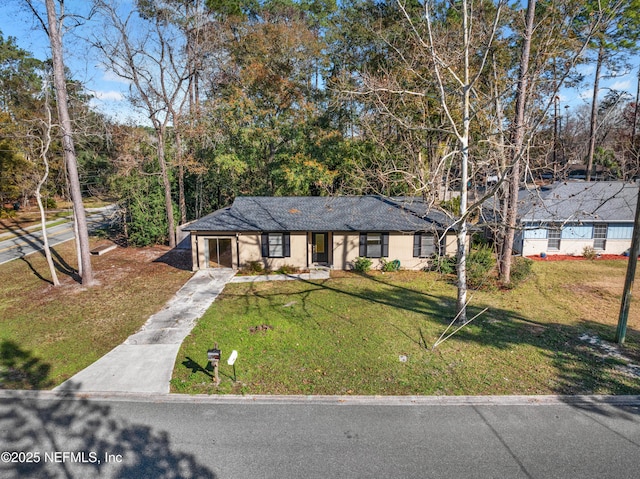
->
[520,222,633,256]
[522,226,547,239]
[608,224,633,239]
[561,225,592,239]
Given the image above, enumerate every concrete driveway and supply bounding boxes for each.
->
[55,269,236,394]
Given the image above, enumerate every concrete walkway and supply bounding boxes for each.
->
[230,268,330,283]
[55,269,236,394]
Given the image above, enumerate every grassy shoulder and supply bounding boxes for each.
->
[0,240,192,389]
[172,261,640,396]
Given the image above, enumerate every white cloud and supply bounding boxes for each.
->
[99,67,133,85]
[607,80,632,92]
[90,90,125,101]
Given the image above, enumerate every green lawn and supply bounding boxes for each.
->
[172,262,640,395]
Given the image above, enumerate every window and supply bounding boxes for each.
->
[261,233,290,258]
[547,226,561,250]
[413,233,437,257]
[359,232,389,258]
[593,224,607,250]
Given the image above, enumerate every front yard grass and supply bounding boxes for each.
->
[172,261,640,395]
[0,240,192,388]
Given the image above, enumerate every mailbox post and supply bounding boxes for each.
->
[227,350,238,382]
[207,343,221,386]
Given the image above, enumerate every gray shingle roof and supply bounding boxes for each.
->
[519,181,638,223]
[184,196,455,233]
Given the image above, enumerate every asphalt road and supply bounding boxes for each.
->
[1,392,639,479]
[0,206,116,265]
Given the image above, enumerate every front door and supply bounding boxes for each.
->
[312,233,329,264]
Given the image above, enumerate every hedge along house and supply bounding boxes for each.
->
[516,181,637,257]
[183,196,461,271]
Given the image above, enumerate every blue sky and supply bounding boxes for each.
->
[1,1,638,126]
[0,0,138,123]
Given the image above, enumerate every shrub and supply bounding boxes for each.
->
[276,264,297,274]
[509,257,534,287]
[0,207,16,219]
[353,256,373,272]
[113,172,172,246]
[247,261,264,274]
[44,197,57,209]
[582,246,597,260]
[381,258,401,272]
[430,255,456,275]
[441,196,461,216]
[467,246,496,290]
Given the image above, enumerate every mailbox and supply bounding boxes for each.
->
[227,350,238,366]
[207,348,221,362]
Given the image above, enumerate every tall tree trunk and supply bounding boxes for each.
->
[155,127,176,248]
[630,67,640,179]
[492,52,508,270]
[455,1,472,323]
[586,44,604,182]
[44,0,94,285]
[176,130,187,224]
[498,0,536,285]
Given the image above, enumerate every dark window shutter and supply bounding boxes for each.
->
[382,233,389,257]
[359,233,366,257]
[413,233,421,257]
[261,233,269,257]
[283,233,291,257]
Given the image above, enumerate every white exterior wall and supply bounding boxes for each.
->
[386,234,429,270]
[331,231,461,270]
[521,234,631,257]
[331,232,360,270]
[238,232,308,270]
[191,231,309,270]
[191,230,466,271]
[443,233,458,256]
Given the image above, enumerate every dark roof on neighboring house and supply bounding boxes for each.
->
[184,196,456,233]
[519,181,637,223]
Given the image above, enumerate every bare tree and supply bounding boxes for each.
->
[398,0,506,322]
[93,0,192,248]
[29,79,60,286]
[497,0,536,285]
[27,0,95,285]
[583,0,640,181]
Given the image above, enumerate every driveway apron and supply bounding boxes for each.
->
[55,269,235,394]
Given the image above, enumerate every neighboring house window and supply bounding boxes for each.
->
[547,225,561,250]
[593,224,607,250]
[261,232,290,258]
[359,232,389,258]
[413,233,437,257]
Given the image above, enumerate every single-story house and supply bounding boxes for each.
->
[183,196,462,271]
[515,181,637,257]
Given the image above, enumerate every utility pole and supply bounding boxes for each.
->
[617,181,640,343]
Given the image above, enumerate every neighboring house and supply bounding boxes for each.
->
[183,196,461,271]
[515,181,637,257]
